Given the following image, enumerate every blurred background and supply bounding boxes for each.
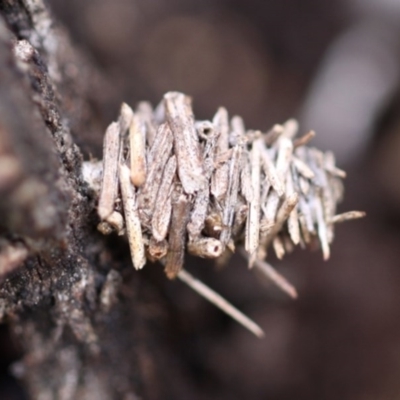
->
[4,0,400,399]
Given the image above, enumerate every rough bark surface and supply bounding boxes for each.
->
[0,1,190,399]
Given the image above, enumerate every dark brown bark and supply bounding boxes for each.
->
[0,2,190,399]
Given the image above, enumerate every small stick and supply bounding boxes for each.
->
[261,191,280,235]
[204,211,224,238]
[187,129,218,240]
[119,163,146,270]
[106,211,124,234]
[330,211,366,224]
[286,171,300,245]
[177,269,265,338]
[245,130,262,143]
[188,238,224,258]
[165,189,191,279]
[129,114,147,187]
[211,107,230,200]
[136,101,157,148]
[213,107,229,143]
[330,176,345,203]
[313,195,330,260]
[298,197,315,235]
[326,166,346,179]
[321,177,335,243]
[211,162,230,202]
[272,236,285,260]
[259,191,279,260]
[164,92,203,194]
[276,137,293,181]
[253,258,298,299]
[227,239,235,253]
[263,192,299,247]
[230,115,245,146]
[293,130,315,148]
[293,156,315,180]
[308,148,328,188]
[260,178,272,207]
[97,221,114,236]
[238,248,297,299]
[154,99,165,124]
[264,124,284,146]
[215,250,233,269]
[187,181,210,241]
[98,122,121,220]
[195,120,215,140]
[240,151,253,203]
[324,151,347,178]
[220,144,242,245]
[152,156,177,241]
[214,149,233,167]
[298,214,312,244]
[260,145,284,197]
[245,139,262,267]
[282,234,295,253]
[138,123,173,220]
[299,176,310,196]
[254,260,298,299]
[232,202,249,237]
[147,238,168,262]
[119,103,134,135]
[282,119,299,139]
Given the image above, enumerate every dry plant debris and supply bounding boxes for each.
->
[83,91,365,337]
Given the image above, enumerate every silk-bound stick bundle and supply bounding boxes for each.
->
[83,91,365,338]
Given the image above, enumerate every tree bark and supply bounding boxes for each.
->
[0,1,189,399]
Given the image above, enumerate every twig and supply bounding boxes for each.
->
[129,114,147,187]
[177,269,264,338]
[330,211,366,224]
[164,92,203,194]
[245,139,262,267]
[98,122,121,220]
[165,188,191,279]
[119,163,146,270]
[253,261,298,299]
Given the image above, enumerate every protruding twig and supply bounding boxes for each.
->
[220,144,242,245]
[119,163,146,270]
[313,195,330,260]
[188,238,224,258]
[253,258,297,299]
[165,189,191,279]
[245,139,262,267]
[212,107,230,200]
[260,145,284,196]
[164,92,204,194]
[262,192,299,247]
[98,122,120,220]
[177,269,265,338]
[230,115,245,146]
[282,119,299,139]
[293,130,315,148]
[330,211,366,224]
[152,156,176,241]
[119,103,134,134]
[138,123,173,224]
[129,114,147,187]
[264,124,284,146]
[136,101,157,148]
